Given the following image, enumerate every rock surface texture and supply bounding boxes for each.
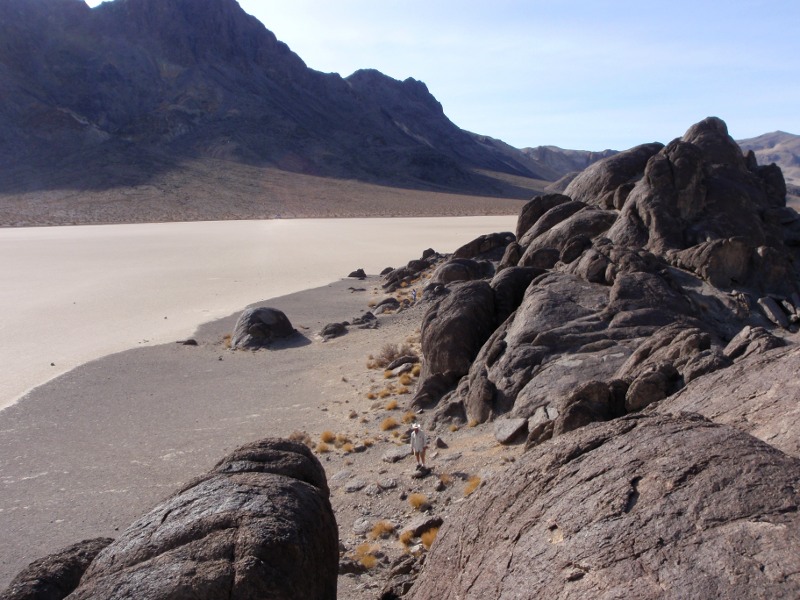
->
[63,439,337,600]
[230,306,296,349]
[410,413,800,599]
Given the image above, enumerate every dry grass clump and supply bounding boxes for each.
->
[438,473,453,486]
[449,423,460,432]
[380,417,399,431]
[411,364,421,377]
[222,334,232,349]
[362,438,375,447]
[316,442,331,454]
[385,399,399,410]
[399,373,413,386]
[341,442,354,454]
[369,520,396,540]
[408,493,429,511]
[334,433,350,448]
[378,388,391,399]
[373,343,415,368]
[288,430,312,448]
[421,527,439,549]
[401,411,416,424]
[398,530,414,547]
[468,419,479,428]
[396,385,410,395]
[320,430,336,443]
[352,542,379,569]
[383,370,394,379]
[464,475,482,497]
[366,391,377,400]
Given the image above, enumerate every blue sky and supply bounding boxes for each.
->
[86,0,799,151]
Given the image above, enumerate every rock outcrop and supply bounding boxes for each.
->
[62,439,337,600]
[230,306,295,349]
[412,118,800,444]
[410,413,800,599]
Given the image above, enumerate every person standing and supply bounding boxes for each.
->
[410,423,428,469]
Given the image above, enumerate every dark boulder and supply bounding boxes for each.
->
[430,258,494,285]
[231,307,295,349]
[411,413,800,599]
[348,268,367,279]
[452,232,515,261]
[320,322,347,339]
[0,538,112,600]
[516,193,572,241]
[65,439,338,600]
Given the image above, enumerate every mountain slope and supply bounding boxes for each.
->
[0,0,547,204]
[738,131,800,188]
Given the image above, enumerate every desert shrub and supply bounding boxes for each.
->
[288,430,312,447]
[399,373,413,386]
[384,370,394,379]
[398,530,414,547]
[401,411,416,424]
[421,527,439,549]
[341,442,354,454]
[369,520,395,540]
[449,423,460,432]
[380,417,399,431]
[464,475,481,496]
[316,442,331,454]
[378,388,391,399]
[359,554,377,569]
[397,385,410,395]
[468,419,479,428]
[438,473,453,486]
[320,430,336,443]
[334,433,350,448]
[222,334,232,349]
[385,399,398,410]
[366,392,377,400]
[374,343,415,368]
[411,364,421,377]
[408,493,428,510]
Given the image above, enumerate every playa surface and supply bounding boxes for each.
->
[0,216,516,589]
[0,216,516,409]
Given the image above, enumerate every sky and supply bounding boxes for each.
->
[85,0,800,152]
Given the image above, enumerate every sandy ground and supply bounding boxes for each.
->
[0,216,524,593]
[0,216,516,410]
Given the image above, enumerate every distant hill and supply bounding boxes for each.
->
[0,0,554,210]
[737,131,800,200]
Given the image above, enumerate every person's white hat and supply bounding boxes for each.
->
[412,423,420,429]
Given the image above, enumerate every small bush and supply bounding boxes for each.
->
[420,527,439,549]
[369,520,395,540]
[411,364,421,377]
[438,473,453,486]
[401,411,416,424]
[359,554,377,569]
[398,530,414,547]
[396,385,410,395]
[222,334,232,349]
[385,399,398,410]
[362,438,374,447]
[334,433,350,448]
[399,373,413,386]
[288,430,312,447]
[378,388,391,399]
[468,419,479,428]
[384,370,394,379]
[374,343,415,368]
[408,493,428,510]
[380,417,399,431]
[366,392,377,400]
[316,442,331,454]
[449,423,460,432]
[320,430,336,443]
[464,475,481,496]
[341,442,354,454]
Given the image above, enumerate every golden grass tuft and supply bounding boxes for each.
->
[366,392,377,400]
[362,438,374,447]
[320,430,336,443]
[380,417,399,431]
[385,399,398,410]
[374,343,415,368]
[398,530,414,547]
[420,527,439,549]
[383,370,394,379]
[411,364,421,377]
[401,411,416,424]
[369,520,395,540]
[359,554,378,569]
[341,442,354,454]
[449,423,460,432]
[464,475,482,497]
[316,442,331,454]
[222,334,232,349]
[288,430,312,447]
[334,433,350,448]
[399,373,413,386]
[408,493,428,510]
[438,473,453,486]
[396,385,410,395]
[468,419,479,428]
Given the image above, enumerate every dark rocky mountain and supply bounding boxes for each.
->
[0,0,548,200]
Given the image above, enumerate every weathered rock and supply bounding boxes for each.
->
[493,418,528,444]
[758,296,790,328]
[320,322,347,339]
[518,200,587,248]
[429,258,494,285]
[64,439,338,600]
[230,307,295,349]
[1,538,113,600]
[411,413,800,599]
[519,208,617,266]
[452,232,515,261]
[660,344,800,458]
[400,515,444,539]
[386,355,420,371]
[723,325,785,361]
[382,446,410,464]
[489,266,542,324]
[516,194,573,240]
[348,268,367,279]
[564,142,664,209]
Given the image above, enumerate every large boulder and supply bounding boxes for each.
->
[64,439,338,600]
[410,413,800,599]
[452,232,515,261]
[0,538,112,600]
[230,307,295,349]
